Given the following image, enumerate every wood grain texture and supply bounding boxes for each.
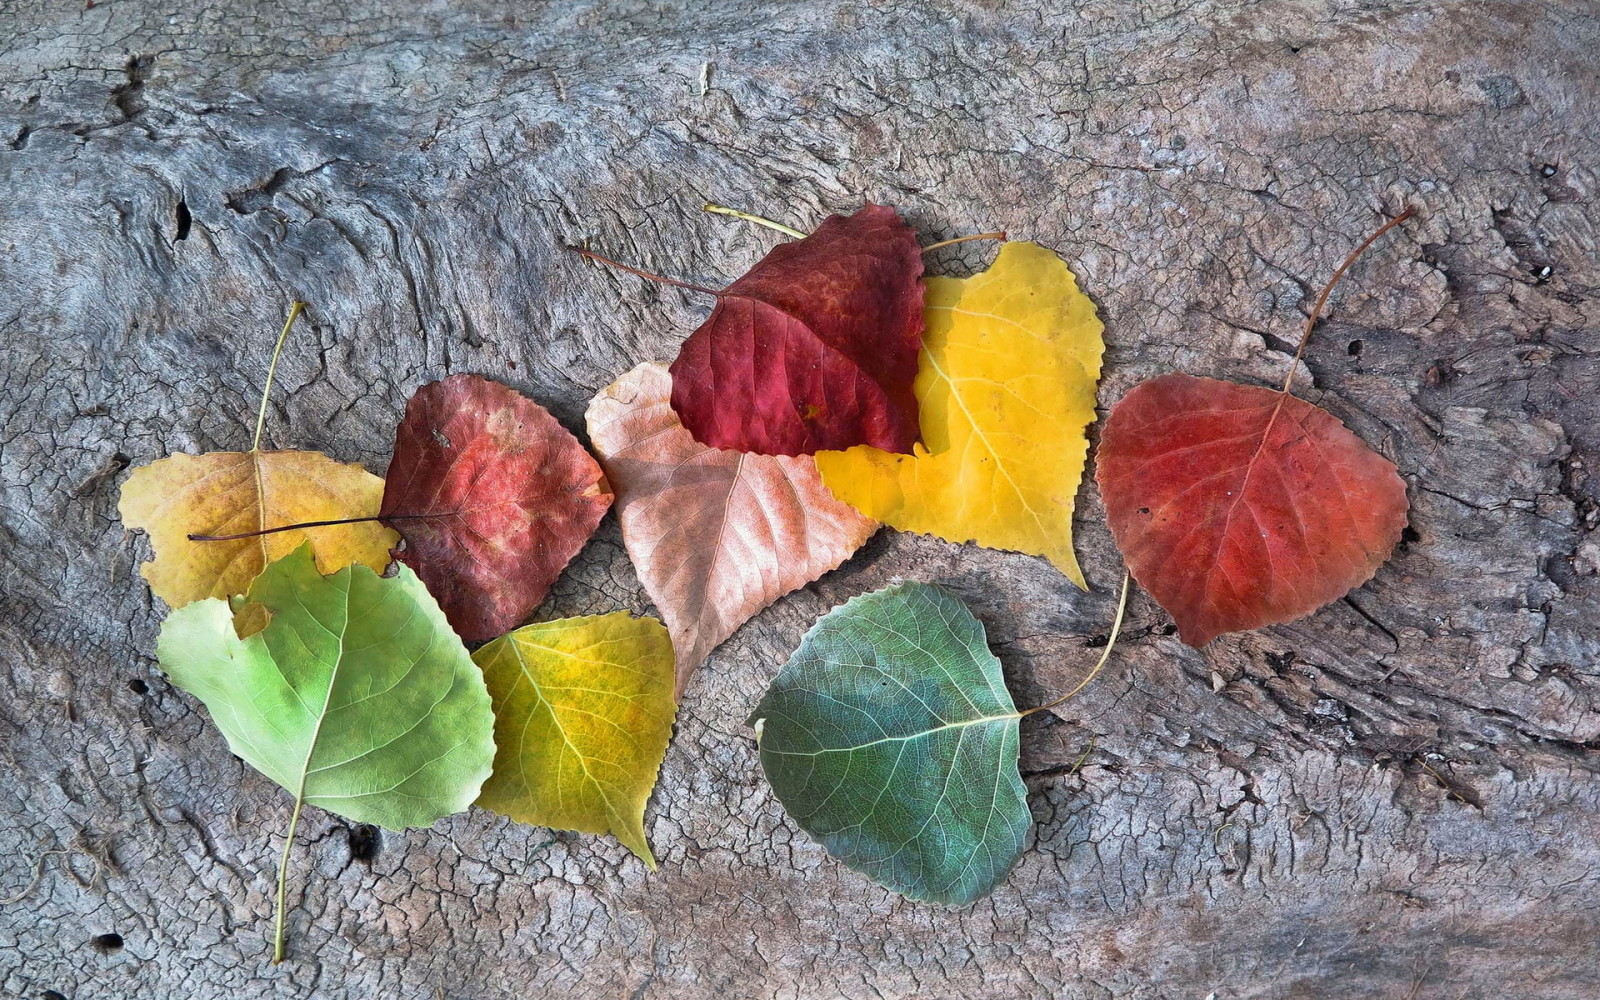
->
[1,1,1596,997]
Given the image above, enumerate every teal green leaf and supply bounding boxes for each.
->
[748,581,1029,905]
[156,543,497,830]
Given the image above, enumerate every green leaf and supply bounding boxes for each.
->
[156,542,496,960]
[748,581,1029,905]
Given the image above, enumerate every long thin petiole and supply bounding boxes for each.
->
[190,514,383,542]
[921,231,1007,253]
[1022,572,1131,717]
[1066,735,1098,777]
[704,203,1008,257]
[567,247,721,297]
[702,202,806,239]
[187,511,435,542]
[253,302,307,452]
[1281,206,1416,395]
[271,794,305,964]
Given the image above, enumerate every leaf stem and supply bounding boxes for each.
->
[921,231,1007,253]
[702,203,1008,257]
[187,512,432,542]
[567,247,721,297]
[1022,572,1131,717]
[701,202,806,239]
[1281,206,1416,395]
[253,302,307,452]
[1066,735,1098,777]
[272,793,305,964]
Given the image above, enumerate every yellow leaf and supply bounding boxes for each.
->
[118,450,398,607]
[472,612,678,867]
[815,241,1104,587]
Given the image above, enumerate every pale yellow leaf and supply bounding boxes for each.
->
[472,612,678,867]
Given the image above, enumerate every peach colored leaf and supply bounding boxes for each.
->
[586,362,877,698]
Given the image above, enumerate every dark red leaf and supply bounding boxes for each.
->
[668,204,924,456]
[381,374,612,641]
[1096,373,1408,646]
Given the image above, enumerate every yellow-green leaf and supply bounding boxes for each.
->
[815,241,1104,587]
[472,612,678,866]
[118,449,398,607]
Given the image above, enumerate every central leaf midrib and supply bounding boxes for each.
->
[510,640,623,827]
[922,304,1051,543]
[734,293,875,393]
[293,569,353,809]
[761,710,1018,758]
[250,450,271,581]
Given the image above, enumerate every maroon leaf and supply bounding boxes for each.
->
[1095,373,1408,646]
[381,374,612,641]
[668,204,925,456]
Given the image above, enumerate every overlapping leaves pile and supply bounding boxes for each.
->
[119,203,1413,955]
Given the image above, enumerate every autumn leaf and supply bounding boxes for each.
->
[156,543,496,960]
[473,612,677,866]
[186,374,613,640]
[665,204,925,456]
[815,241,1104,587]
[1096,374,1408,645]
[119,305,397,608]
[120,450,397,608]
[585,362,877,698]
[1094,211,1413,645]
[381,374,613,641]
[749,582,1030,904]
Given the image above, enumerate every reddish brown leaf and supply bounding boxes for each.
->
[381,374,612,641]
[1095,373,1408,646]
[668,204,924,456]
[587,363,877,698]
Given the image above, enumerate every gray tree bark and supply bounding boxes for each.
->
[1,1,1596,997]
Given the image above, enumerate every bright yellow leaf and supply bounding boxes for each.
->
[118,449,398,607]
[815,241,1104,588]
[472,612,678,867]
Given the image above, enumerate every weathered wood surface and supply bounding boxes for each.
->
[2,1,1597,997]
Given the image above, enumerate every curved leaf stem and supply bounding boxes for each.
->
[253,302,307,452]
[190,514,386,541]
[920,231,1007,253]
[1066,735,1098,777]
[701,202,806,239]
[703,203,1008,257]
[567,247,721,297]
[1281,206,1416,395]
[188,512,432,542]
[1022,572,1131,717]
[271,793,305,964]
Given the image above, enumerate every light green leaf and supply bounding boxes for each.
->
[748,581,1029,905]
[156,542,496,960]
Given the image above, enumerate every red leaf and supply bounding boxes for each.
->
[381,374,612,641]
[1096,373,1408,646]
[668,204,924,456]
